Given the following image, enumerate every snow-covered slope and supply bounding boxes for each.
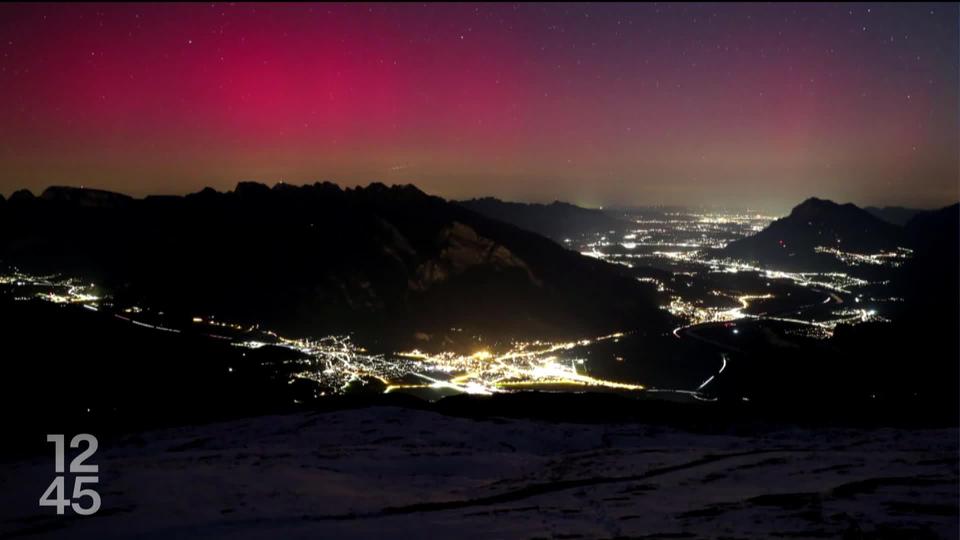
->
[1,407,956,539]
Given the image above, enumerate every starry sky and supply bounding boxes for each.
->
[0,3,956,212]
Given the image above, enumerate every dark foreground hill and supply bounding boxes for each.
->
[458,197,624,242]
[900,203,960,318]
[0,183,670,347]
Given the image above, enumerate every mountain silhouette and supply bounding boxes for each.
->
[900,203,960,317]
[904,202,960,249]
[0,183,670,348]
[458,197,623,242]
[720,197,906,269]
[864,205,929,226]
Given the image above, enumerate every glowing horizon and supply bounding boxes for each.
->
[0,3,956,213]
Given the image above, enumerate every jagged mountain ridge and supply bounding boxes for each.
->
[0,182,670,347]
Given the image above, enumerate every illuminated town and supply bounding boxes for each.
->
[814,246,913,267]
[576,209,774,262]
[0,208,912,397]
[0,268,643,396]
[568,208,907,339]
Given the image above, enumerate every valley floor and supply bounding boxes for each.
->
[1,407,957,539]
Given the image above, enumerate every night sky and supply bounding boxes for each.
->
[0,3,956,211]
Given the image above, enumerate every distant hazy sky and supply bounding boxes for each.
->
[0,3,956,212]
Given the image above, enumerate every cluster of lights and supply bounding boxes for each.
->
[575,210,901,342]
[645,250,872,294]
[235,332,647,395]
[573,210,774,270]
[235,335,416,393]
[771,308,889,339]
[0,271,102,306]
[191,315,256,337]
[388,332,643,395]
[666,293,774,330]
[1,207,907,400]
[2,268,645,397]
[635,276,668,292]
[813,246,913,267]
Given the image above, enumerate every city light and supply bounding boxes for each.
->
[0,204,908,397]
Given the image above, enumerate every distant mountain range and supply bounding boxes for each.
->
[0,183,670,347]
[457,197,624,242]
